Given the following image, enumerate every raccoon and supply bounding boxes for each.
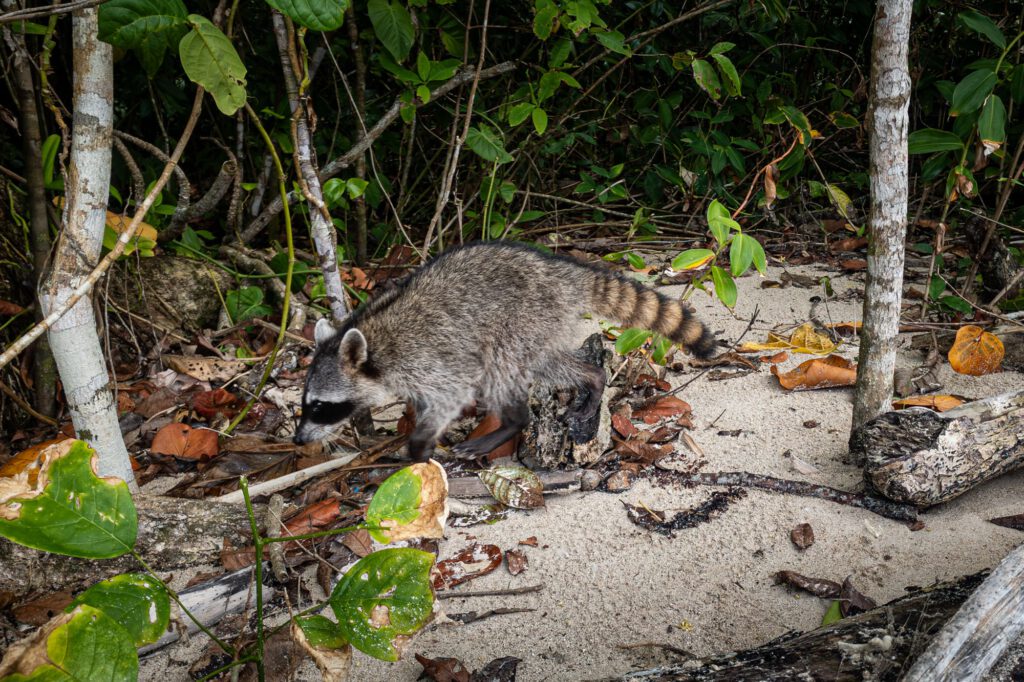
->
[293,242,717,460]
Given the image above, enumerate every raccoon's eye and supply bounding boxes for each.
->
[306,400,355,424]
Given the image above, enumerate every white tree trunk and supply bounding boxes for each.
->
[38,8,135,490]
[851,0,913,434]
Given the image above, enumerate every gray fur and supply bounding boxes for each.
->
[293,242,715,459]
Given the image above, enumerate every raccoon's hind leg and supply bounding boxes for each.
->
[451,399,530,457]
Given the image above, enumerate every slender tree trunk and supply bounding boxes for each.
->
[851,0,913,435]
[346,3,369,265]
[38,7,135,489]
[1,6,58,417]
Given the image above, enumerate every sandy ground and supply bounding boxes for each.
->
[141,263,1024,681]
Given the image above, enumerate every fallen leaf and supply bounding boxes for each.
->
[611,412,639,438]
[759,352,789,364]
[284,498,342,536]
[739,323,837,355]
[603,469,636,491]
[948,325,1003,376]
[432,543,502,590]
[0,300,25,315]
[789,454,821,476]
[634,374,671,391]
[632,396,691,424]
[150,423,219,460]
[505,549,528,576]
[162,355,249,383]
[613,439,672,465]
[839,576,876,616]
[989,514,1024,531]
[892,395,965,412]
[342,529,374,557]
[464,413,518,459]
[294,621,352,682]
[415,653,471,682]
[840,259,867,271]
[830,236,868,253]
[192,388,243,420]
[803,420,819,428]
[474,657,521,681]
[772,355,857,391]
[518,536,539,547]
[790,523,815,550]
[825,321,862,337]
[13,592,74,626]
[774,571,841,598]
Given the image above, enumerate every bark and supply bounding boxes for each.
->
[1,7,57,417]
[0,495,258,594]
[38,8,135,488]
[272,13,349,322]
[345,4,369,265]
[904,543,1024,681]
[619,572,987,681]
[851,388,1024,507]
[851,0,913,433]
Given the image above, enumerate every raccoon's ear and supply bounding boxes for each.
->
[314,318,336,346]
[339,328,368,368]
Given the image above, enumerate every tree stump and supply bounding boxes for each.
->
[849,389,1024,507]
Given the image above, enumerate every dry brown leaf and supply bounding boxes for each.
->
[829,236,868,253]
[415,654,471,682]
[759,352,789,364]
[763,163,778,209]
[771,355,857,391]
[505,549,528,576]
[518,536,539,547]
[432,543,502,590]
[192,388,243,420]
[292,622,352,682]
[738,323,837,355]
[840,259,868,271]
[632,396,691,424]
[611,413,639,438]
[12,592,74,626]
[284,499,342,536]
[465,413,518,459]
[150,423,219,460]
[790,523,815,550]
[0,300,25,316]
[162,355,249,382]
[892,395,965,412]
[825,321,862,337]
[948,326,1003,376]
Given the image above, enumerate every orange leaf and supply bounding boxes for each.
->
[151,423,219,460]
[632,396,691,424]
[611,413,639,438]
[0,437,69,483]
[948,326,1003,376]
[285,498,342,536]
[192,388,242,420]
[771,355,857,391]
[892,395,965,412]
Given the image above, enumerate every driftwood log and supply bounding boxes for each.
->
[518,334,611,469]
[617,572,987,681]
[0,495,257,594]
[849,388,1024,507]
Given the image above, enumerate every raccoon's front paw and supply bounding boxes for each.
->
[450,438,490,458]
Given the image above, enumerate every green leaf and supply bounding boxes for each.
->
[465,125,513,164]
[940,295,973,313]
[749,237,767,275]
[928,275,946,299]
[615,327,650,355]
[782,105,812,145]
[691,59,721,99]
[416,84,431,103]
[40,134,62,190]
[537,70,560,102]
[98,0,188,76]
[978,94,1006,148]
[830,111,860,129]
[671,248,715,270]
[365,467,423,544]
[826,184,854,220]
[958,10,1006,49]
[225,286,272,323]
[377,51,418,82]
[269,252,308,292]
[265,0,348,31]
[595,30,630,56]
[730,233,755,277]
[821,600,843,626]
[346,177,368,199]
[533,0,559,40]
[531,107,549,135]
[712,54,741,97]
[708,41,735,55]
[294,614,348,649]
[624,251,645,269]
[951,69,997,116]
[908,128,964,154]
[508,102,535,127]
[179,15,247,115]
[548,36,571,67]
[68,574,169,647]
[367,0,414,62]
[330,548,435,661]
[711,266,737,307]
[0,440,137,559]
[1011,65,1024,105]
[651,335,673,365]
[427,58,460,82]
[557,71,581,88]
[416,51,430,81]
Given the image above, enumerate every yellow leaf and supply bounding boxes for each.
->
[106,211,158,242]
[948,326,1003,376]
[826,184,853,221]
[738,323,837,355]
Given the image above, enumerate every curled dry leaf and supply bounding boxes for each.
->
[150,423,219,460]
[415,653,471,682]
[774,571,841,598]
[771,355,857,391]
[739,323,837,355]
[371,461,450,543]
[613,439,672,465]
[518,536,539,547]
[634,374,671,391]
[477,465,544,509]
[989,514,1024,531]
[892,395,965,412]
[763,163,778,209]
[840,259,868,271]
[192,388,243,420]
[432,543,503,590]
[790,523,815,550]
[505,548,528,576]
[829,236,868,253]
[948,325,1003,376]
[839,576,876,617]
[632,396,691,424]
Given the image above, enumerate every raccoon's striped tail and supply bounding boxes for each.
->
[589,271,718,358]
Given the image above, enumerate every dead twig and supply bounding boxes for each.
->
[437,583,545,600]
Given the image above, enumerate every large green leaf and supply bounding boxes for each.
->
[729,233,756,277]
[958,10,1006,49]
[226,286,272,323]
[67,574,170,647]
[179,15,247,115]
[671,248,715,271]
[978,94,1007,148]
[329,548,435,661]
[367,0,414,62]
[508,102,535,127]
[691,58,721,99]
[365,467,422,543]
[712,53,741,96]
[98,0,188,76]
[0,440,137,559]
[908,128,964,154]
[533,0,559,39]
[615,327,650,355]
[265,0,348,31]
[465,125,513,164]
[951,69,997,116]
[711,266,737,308]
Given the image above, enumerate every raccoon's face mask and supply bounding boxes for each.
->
[293,320,378,445]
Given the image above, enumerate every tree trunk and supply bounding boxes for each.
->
[851,388,1024,507]
[851,0,913,435]
[37,8,135,488]
[1,6,58,418]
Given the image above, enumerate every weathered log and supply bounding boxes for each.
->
[617,572,987,681]
[448,470,583,499]
[904,543,1024,681]
[0,495,258,594]
[849,389,1024,506]
[518,334,611,469]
